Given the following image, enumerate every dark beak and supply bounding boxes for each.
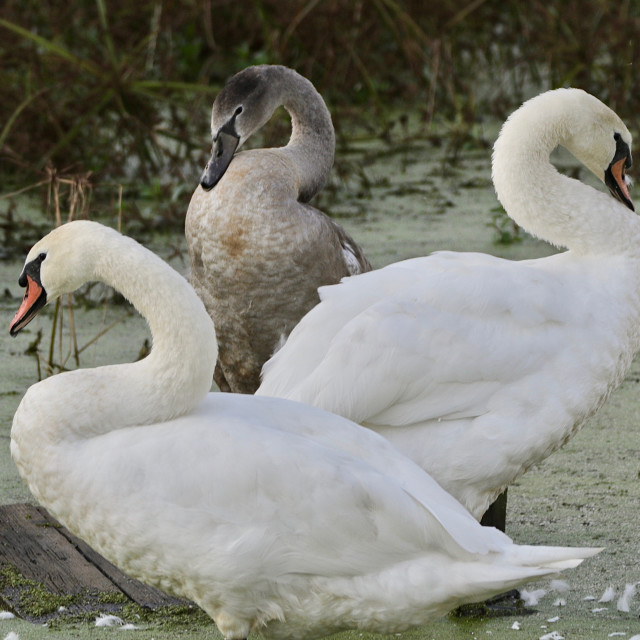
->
[200,129,240,191]
[604,134,634,212]
[10,273,47,337]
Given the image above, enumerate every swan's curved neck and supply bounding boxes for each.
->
[18,231,216,442]
[492,108,639,255]
[273,68,335,203]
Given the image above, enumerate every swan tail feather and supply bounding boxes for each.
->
[447,548,600,606]
[502,544,603,570]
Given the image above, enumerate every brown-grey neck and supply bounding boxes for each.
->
[267,66,335,203]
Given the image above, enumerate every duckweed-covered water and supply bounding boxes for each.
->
[1,130,639,639]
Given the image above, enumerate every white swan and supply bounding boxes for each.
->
[258,88,638,521]
[186,65,370,394]
[10,221,599,640]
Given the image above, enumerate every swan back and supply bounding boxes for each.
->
[259,89,640,520]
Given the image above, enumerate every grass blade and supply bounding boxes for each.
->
[0,18,101,77]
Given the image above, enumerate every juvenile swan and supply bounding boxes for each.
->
[10,221,598,640]
[186,65,370,394]
[258,88,638,520]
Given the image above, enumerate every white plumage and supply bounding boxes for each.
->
[10,221,598,640]
[258,88,639,520]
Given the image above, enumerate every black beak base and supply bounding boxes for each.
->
[200,129,240,191]
[604,133,634,212]
[10,254,48,336]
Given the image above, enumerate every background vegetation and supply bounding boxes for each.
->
[0,0,639,228]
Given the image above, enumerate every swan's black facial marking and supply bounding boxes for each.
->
[605,132,634,212]
[18,252,46,287]
[10,253,48,337]
[217,105,243,140]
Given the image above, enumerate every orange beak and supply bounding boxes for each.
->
[9,274,46,337]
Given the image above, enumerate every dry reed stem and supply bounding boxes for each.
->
[33,169,125,378]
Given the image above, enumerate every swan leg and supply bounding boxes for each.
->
[480,489,508,532]
[456,490,527,618]
[452,589,531,618]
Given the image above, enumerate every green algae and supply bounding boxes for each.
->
[0,564,88,620]
[0,562,211,632]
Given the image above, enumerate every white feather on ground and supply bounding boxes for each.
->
[549,579,570,593]
[95,614,124,627]
[599,586,616,602]
[520,588,547,606]
[616,582,637,612]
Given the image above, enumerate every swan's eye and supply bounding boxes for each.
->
[37,253,46,263]
[235,106,243,116]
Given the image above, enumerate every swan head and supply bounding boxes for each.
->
[558,89,634,211]
[493,88,635,224]
[9,221,106,337]
[200,65,278,191]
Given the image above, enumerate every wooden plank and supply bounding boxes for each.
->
[0,504,187,611]
[0,503,117,594]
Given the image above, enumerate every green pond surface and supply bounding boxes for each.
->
[0,130,639,639]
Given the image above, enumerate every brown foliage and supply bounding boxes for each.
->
[1,0,639,188]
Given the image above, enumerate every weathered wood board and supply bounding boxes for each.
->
[0,503,189,621]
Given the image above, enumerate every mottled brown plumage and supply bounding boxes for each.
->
[186,65,370,393]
